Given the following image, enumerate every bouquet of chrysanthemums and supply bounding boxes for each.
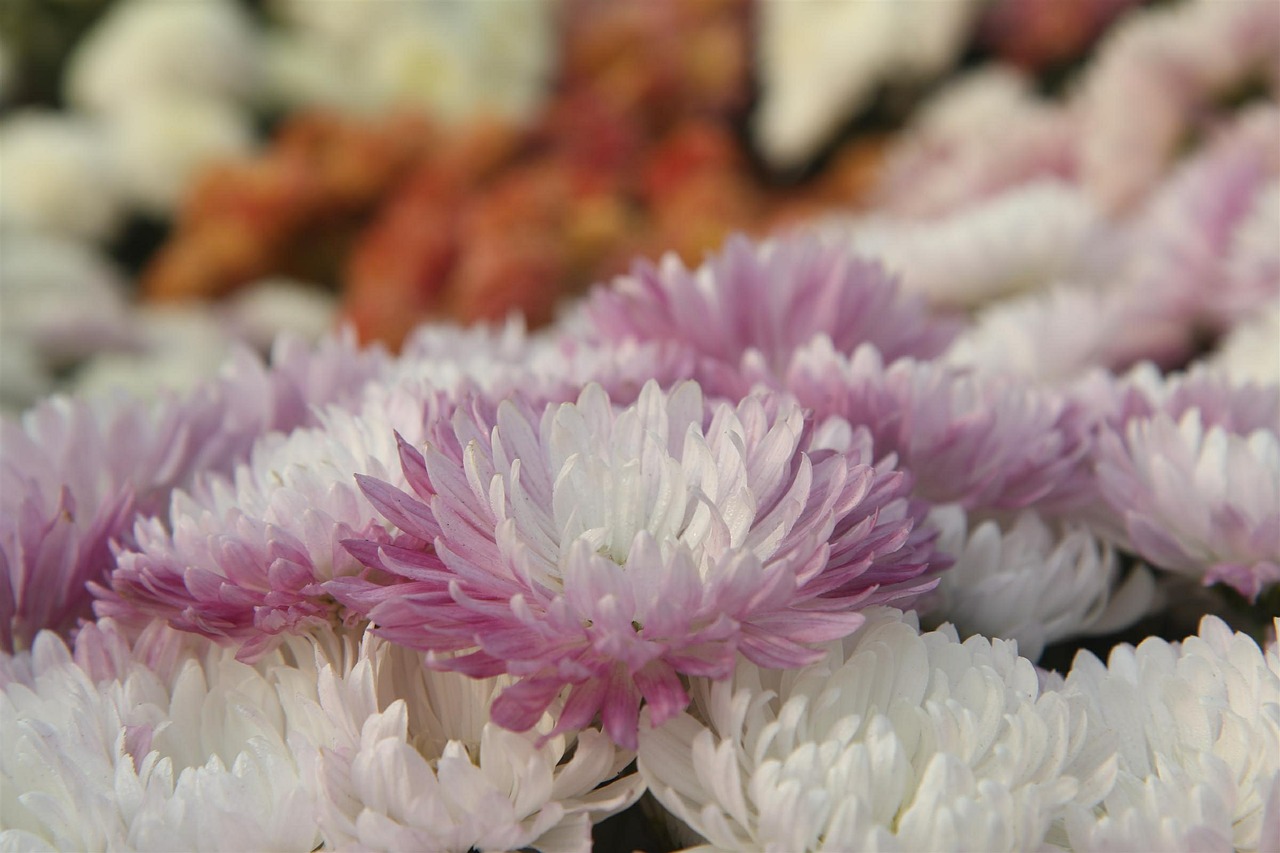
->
[4,0,1279,850]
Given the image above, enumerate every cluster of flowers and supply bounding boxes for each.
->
[3,208,1277,849]
[3,1,1278,850]
[0,0,1149,414]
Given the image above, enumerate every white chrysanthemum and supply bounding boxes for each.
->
[1213,302,1280,386]
[302,634,644,853]
[104,95,255,214]
[924,505,1156,661]
[65,0,260,117]
[70,305,239,401]
[0,621,326,852]
[1064,616,1280,852]
[222,278,339,351]
[638,607,1116,852]
[263,0,555,122]
[944,288,1139,384]
[0,111,125,242]
[754,0,980,168]
[823,181,1113,310]
[0,231,132,409]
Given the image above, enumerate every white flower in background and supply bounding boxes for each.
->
[1064,616,1280,851]
[1213,302,1280,385]
[0,230,133,410]
[874,67,1078,217]
[260,32,370,113]
[924,505,1156,662]
[71,305,241,401]
[65,0,260,117]
[104,95,255,215]
[69,281,338,403]
[638,607,1117,852]
[944,286,1186,384]
[820,181,1113,310]
[263,0,556,123]
[0,340,50,413]
[754,0,982,169]
[0,111,125,241]
[303,634,644,853]
[0,621,326,852]
[223,278,338,351]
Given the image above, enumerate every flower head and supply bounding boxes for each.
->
[1,333,386,652]
[637,607,1116,852]
[98,378,449,656]
[334,380,939,748]
[0,620,325,851]
[776,340,1094,514]
[303,633,643,852]
[1095,406,1280,599]
[581,233,957,392]
[924,505,1155,661]
[1064,616,1280,851]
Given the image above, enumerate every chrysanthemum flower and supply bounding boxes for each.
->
[824,181,1114,311]
[944,286,1188,384]
[924,505,1155,661]
[873,67,1079,218]
[334,380,939,748]
[580,233,957,393]
[396,317,698,410]
[1078,0,1280,211]
[775,340,1094,513]
[0,333,386,653]
[1123,106,1280,336]
[98,377,453,657]
[637,607,1117,852]
[303,633,643,852]
[1094,368,1280,599]
[1095,407,1280,599]
[1226,179,1279,314]
[1063,616,1280,851]
[0,620,325,851]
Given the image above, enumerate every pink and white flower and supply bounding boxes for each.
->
[0,333,385,652]
[1095,404,1280,599]
[581,233,957,394]
[775,340,1094,513]
[333,380,939,748]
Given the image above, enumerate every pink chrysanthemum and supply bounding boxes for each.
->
[1123,106,1280,337]
[1094,368,1280,599]
[1078,0,1280,211]
[772,340,1094,513]
[0,333,386,653]
[580,233,958,393]
[96,378,459,657]
[331,380,939,748]
[873,68,1079,217]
